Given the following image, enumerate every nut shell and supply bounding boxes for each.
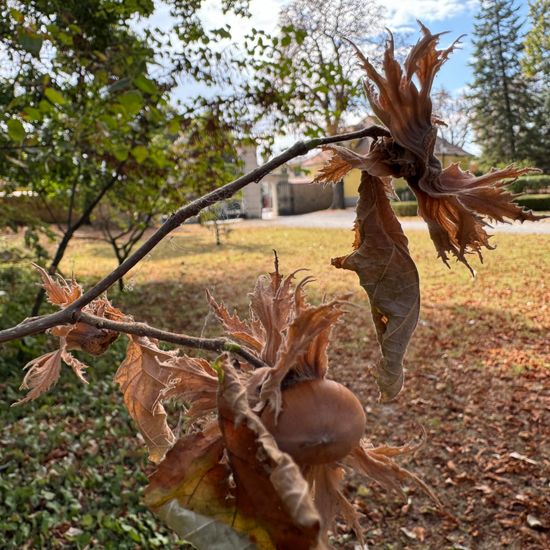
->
[261,378,366,465]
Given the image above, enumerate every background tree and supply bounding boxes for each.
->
[246,0,385,208]
[432,86,471,149]
[0,0,253,313]
[521,0,549,172]
[522,0,549,83]
[468,0,545,169]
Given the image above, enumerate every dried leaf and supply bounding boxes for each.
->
[206,289,263,352]
[61,347,89,384]
[218,360,323,550]
[249,271,297,366]
[64,322,119,356]
[145,426,273,549]
[346,441,441,507]
[312,143,405,187]
[304,464,363,545]
[33,264,82,306]
[413,164,544,270]
[115,336,218,463]
[12,349,63,406]
[508,451,538,465]
[14,269,126,404]
[259,298,347,416]
[13,329,94,405]
[352,24,461,168]
[348,24,544,270]
[332,172,419,400]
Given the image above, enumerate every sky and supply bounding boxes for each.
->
[189,0,529,95]
[142,0,532,152]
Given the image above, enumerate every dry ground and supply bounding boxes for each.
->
[2,223,549,548]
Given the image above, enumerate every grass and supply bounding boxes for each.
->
[1,224,549,548]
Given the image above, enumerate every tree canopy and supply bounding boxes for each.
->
[468,0,549,171]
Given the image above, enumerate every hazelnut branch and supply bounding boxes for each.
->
[78,312,267,370]
[0,124,389,346]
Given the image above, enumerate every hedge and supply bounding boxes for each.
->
[391,201,418,216]
[508,175,550,194]
[514,194,550,211]
[389,194,550,217]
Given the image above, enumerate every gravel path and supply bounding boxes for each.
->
[239,208,550,234]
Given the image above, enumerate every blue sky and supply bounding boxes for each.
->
[143,0,532,151]
[179,0,530,96]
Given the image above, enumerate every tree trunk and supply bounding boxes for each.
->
[330,180,346,209]
[30,165,125,314]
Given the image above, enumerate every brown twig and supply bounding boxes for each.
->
[78,313,267,369]
[0,124,389,345]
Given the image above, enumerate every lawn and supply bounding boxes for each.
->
[1,224,549,548]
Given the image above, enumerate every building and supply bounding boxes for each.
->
[284,130,474,208]
[242,124,474,217]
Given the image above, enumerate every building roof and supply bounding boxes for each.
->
[434,136,472,157]
[286,119,473,174]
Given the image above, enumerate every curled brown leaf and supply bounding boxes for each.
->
[331,23,545,271]
[115,336,218,463]
[33,264,82,306]
[258,298,348,416]
[14,269,125,404]
[218,359,323,550]
[332,172,419,401]
[12,349,64,406]
[206,289,263,352]
[346,438,441,508]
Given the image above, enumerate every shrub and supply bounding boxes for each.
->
[508,175,550,194]
[0,193,70,224]
[391,201,418,216]
[515,194,550,211]
[392,178,416,201]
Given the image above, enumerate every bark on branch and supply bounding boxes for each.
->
[78,312,268,370]
[0,125,389,345]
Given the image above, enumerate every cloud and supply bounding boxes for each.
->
[199,0,286,41]
[382,0,479,27]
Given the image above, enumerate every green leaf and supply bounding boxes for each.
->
[38,99,52,113]
[149,150,169,168]
[166,117,181,134]
[133,74,158,95]
[99,114,117,130]
[44,88,67,105]
[112,146,129,161]
[107,77,131,94]
[295,29,307,45]
[22,107,42,122]
[17,29,43,57]
[9,8,24,23]
[118,90,143,115]
[81,514,94,527]
[57,32,73,46]
[131,145,149,164]
[7,120,26,142]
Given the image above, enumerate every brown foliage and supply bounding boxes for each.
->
[13,266,123,405]
[144,268,437,547]
[315,22,543,271]
[333,172,420,401]
[115,336,218,463]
